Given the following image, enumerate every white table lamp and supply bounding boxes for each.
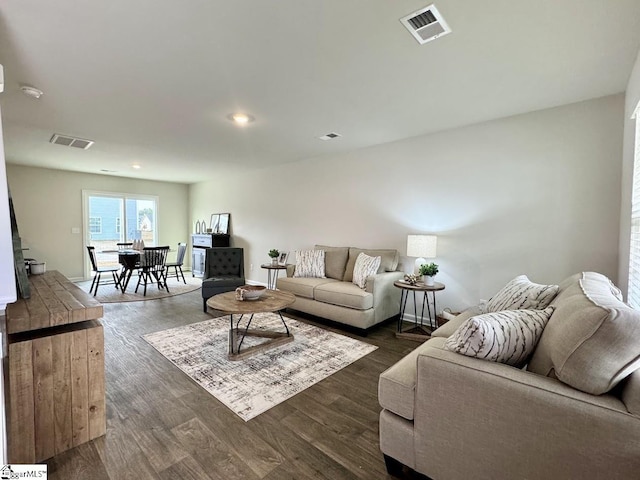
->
[407,234,437,274]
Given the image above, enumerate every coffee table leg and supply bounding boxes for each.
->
[277,311,290,336]
[229,314,235,355]
[236,314,255,354]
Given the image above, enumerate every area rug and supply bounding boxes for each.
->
[76,276,201,303]
[143,314,377,421]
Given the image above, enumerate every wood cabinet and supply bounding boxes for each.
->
[5,271,105,463]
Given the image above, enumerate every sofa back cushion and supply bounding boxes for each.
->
[528,272,640,395]
[343,248,399,282]
[315,245,349,280]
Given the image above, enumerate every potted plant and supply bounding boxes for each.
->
[419,262,439,286]
[268,249,280,266]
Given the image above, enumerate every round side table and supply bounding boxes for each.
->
[261,264,287,289]
[393,280,445,340]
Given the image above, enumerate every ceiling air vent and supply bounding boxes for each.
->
[400,4,451,45]
[49,133,94,150]
[318,132,341,141]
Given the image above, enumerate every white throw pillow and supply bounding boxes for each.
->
[482,275,559,313]
[352,253,381,289]
[444,307,554,367]
[293,250,326,278]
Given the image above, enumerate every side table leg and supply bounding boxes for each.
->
[397,289,408,332]
[432,291,437,330]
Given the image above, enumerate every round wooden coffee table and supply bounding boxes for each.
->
[207,289,296,360]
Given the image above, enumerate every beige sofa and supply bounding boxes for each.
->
[378,272,640,480]
[276,245,404,331]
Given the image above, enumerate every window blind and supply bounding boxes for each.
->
[628,102,640,308]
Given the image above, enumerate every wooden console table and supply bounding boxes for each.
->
[5,271,106,463]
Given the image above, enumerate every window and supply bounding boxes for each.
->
[628,102,640,308]
[89,217,102,234]
[83,190,159,278]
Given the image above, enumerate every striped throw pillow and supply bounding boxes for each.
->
[444,307,554,367]
[482,275,559,313]
[293,250,326,278]
[352,253,381,289]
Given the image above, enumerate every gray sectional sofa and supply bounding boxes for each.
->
[378,272,640,479]
[276,245,404,331]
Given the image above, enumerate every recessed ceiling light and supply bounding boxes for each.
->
[132,164,141,169]
[227,113,255,125]
[20,85,44,99]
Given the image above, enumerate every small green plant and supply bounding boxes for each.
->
[268,249,280,258]
[419,262,439,277]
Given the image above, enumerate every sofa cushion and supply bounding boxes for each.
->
[276,276,338,299]
[352,253,381,289]
[444,308,554,367]
[293,249,326,278]
[482,275,559,313]
[314,281,374,310]
[315,245,349,280]
[378,337,447,420]
[344,248,399,282]
[528,272,640,395]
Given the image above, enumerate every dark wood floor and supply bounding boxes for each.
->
[46,288,427,480]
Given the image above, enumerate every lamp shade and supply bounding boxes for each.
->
[407,234,437,258]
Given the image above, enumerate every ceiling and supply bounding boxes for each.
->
[1,0,640,184]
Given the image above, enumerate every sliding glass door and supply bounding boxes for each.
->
[83,191,158,276]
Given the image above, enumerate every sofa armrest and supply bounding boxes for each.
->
[366,271,404,322]
[365,271,404,296]
[412,347,640,479]
[286,264,296,277]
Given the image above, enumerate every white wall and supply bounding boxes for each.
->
[191,94,624,311]
[0,110,16,311]
[619,48,640,295]
[6,165,189,280]
[0,105,15,467]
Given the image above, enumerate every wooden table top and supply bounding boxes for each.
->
[260,264,287,270]
[393,280,445,292]
[207,289,296,314]
[6,270,103,334]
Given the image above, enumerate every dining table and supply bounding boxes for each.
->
[116,249,141,292]
[101,248,175,293]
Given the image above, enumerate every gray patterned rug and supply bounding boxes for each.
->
[143,313,377,421]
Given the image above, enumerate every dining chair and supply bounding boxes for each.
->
[135,246,170,296]
[166,242,187,284]
[87,246,122,296]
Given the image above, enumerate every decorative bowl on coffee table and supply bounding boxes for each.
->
[239,285,266,300]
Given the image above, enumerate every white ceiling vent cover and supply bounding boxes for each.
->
[400,4,451,45]
[318,132,342,141]
[49,134,94,150]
